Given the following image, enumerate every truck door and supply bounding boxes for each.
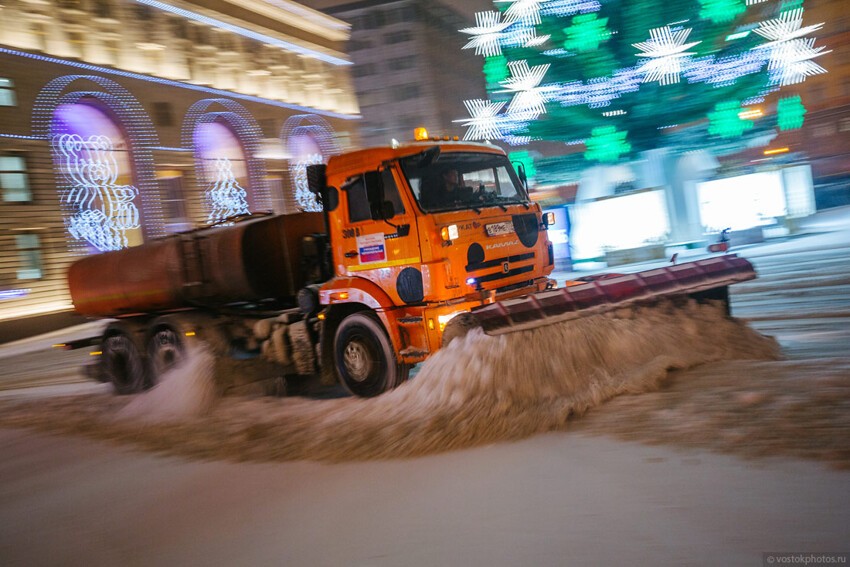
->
[340,167,422,302]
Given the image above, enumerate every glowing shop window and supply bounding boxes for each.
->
[698,172,787,232]
[570,189,670,260]
[16,234,43,280]
[0,156,31,202]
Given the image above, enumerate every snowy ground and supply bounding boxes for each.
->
[0,208,848,565]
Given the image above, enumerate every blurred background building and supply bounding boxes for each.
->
[321,0,487,146]
[0,0,360,320]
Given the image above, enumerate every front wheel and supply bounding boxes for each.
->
[101,332,148,395]
[147,325,185,385]
[334,312,408,397]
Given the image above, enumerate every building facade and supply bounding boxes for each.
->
[0,0,360,321]
[323,0,487,147]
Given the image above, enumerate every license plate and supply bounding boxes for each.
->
[485,221,514,237]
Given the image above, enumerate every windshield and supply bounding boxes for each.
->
[399,151,528,213]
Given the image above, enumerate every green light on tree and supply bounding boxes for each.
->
[777,96,806,130]
[483,55,509,86]
[509,151,537,179]
[698,0,746,24]
[585,126,631,162]
[563,13,611,53]
[708,100,754,139]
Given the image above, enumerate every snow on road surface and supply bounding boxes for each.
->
[0,298,780,462]
[1,208,848,467]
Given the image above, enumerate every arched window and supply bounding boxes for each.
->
[52,100,142,251]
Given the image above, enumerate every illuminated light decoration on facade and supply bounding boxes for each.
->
[461,11,513,57]
[133,0,351,66]
[752,8,829,86]
[55,134,141,251]
[777,95,806,130]
[0,48,358,121]
[183,98,272,215]
[494,0,544,26]
[457,99,507,141]
[281,114,340,213]
[0,134,47,140]
[500,61,552,120]
[205,158,250,224]
[293,153,325,212]
[31,75,164,252]
[0,289,31,301]
[633,26,702,86]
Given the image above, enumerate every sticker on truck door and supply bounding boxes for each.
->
[356,233,386,264]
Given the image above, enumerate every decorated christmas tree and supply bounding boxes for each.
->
[457,0,829,163]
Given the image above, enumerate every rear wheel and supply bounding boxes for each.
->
[101,333,147,395]
[147,325,185,384]
[334,312,408,397]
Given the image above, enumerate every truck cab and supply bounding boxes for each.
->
[312,140,555,396]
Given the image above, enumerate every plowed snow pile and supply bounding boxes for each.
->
[0,299,781,462]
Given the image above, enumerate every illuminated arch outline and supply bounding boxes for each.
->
[281,114,340,212]
[182,98,271,219]
[32,75,163,252]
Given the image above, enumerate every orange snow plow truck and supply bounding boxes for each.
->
[67,139,756,397]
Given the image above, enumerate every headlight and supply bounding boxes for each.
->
[437,311,466,331]
[440,224,459,242]
[543,212,555,227]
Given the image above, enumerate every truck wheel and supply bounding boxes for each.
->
[334,312,409,397]
[147,326,184,384]
[101,333,147,395]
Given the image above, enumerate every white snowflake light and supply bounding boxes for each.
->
[494,0,544,26]
[460,11,512,57]
[456,99,506,141]
[205,158,250,225]
[294,153,324,212]
[753,9,824,43]
[753,9,829,86]
[633,25,701,85]
[500,60,552,119]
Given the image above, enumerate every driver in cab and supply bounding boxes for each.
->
[421,168,471,209]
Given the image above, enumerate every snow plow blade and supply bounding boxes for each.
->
[472,254,756,335]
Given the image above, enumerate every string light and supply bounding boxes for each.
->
[32,75,164,252]
[182,99,271,216]
[281,115,341,213]
[205,158,250,224]
[494,0,544,26]
[461,11,512,57]
[753,8,829,86]
[55,134,141,251]
[456,99,507,141]
[0,48,358,120]
[133,0,351,66]
[500,61,552,119]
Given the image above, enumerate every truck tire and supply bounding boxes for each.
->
[101,332,148,395]
[147,325,185,384]
[334,312,409,397]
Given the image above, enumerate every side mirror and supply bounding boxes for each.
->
[515,162,527,184]
[306,164,327,195]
